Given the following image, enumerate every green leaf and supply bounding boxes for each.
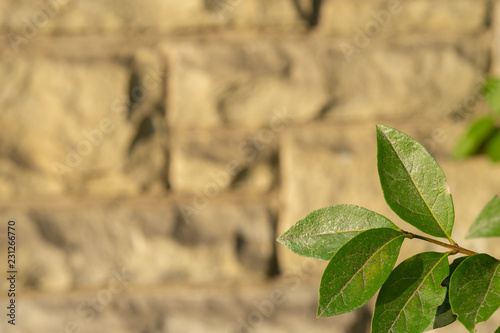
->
[372,251,450,333]
[317,228,405,317]
[376,125,455,240]
[427,256,467,330]
[452,117,496,159]
[486,130,500,162]
[484,78,500,115]
[277,205,399,260]
[466,195,500,239]
[495,325,500,333]
[449,254,500,332]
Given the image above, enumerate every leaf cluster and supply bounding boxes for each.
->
[278,125,500,332]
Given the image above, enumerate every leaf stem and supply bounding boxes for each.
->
[401,230,479,256]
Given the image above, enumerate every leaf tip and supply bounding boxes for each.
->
[376,124,394,132]
[316,306,325,318]
[276,233,285,244]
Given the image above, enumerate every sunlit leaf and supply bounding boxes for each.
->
[377,125,454,240]
[278,205,399,260]
[317,228,405,317]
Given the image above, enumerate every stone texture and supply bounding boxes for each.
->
[166,201,275,281]
[0,58,131,197]
[0,56,171,198]
[166,41,328,128]
[0,0,303,41]
[321,0,488,36]
[170,129,278,193]
[122,49,169,194]
[0,200,274,292]
[321,45,486,121]
[1,0,487,39]
[167,40,486,129]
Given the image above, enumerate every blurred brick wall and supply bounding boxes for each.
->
[0,0,499,332]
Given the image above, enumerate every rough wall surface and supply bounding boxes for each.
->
[0,0,500,332]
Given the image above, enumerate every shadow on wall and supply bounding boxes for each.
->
[204,0,323,27]
[290,0,323,27]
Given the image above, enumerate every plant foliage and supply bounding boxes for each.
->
[453,77,500,162]
[278,125,500,332]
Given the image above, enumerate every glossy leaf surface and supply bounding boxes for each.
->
[377,125,454,240]
[278,205,398,260]
[317,228,405,317]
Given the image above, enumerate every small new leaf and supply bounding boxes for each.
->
[449,254,500,332]
[278,205,399,260]
[372,252,450,333]
[452,117,496,159]
[377,125,455,241]
[317,228,405,317]
[466,195,500,239]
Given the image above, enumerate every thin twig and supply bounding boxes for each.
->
[401,230,479,256]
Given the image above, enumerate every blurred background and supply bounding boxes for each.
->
[0,0,500,332]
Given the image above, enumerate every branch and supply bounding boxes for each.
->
[401,230,479,256]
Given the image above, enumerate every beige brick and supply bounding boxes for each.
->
[321,0,488,36]
[0,56,170,198]
[170,129,278,193]
[0,58,133,197]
